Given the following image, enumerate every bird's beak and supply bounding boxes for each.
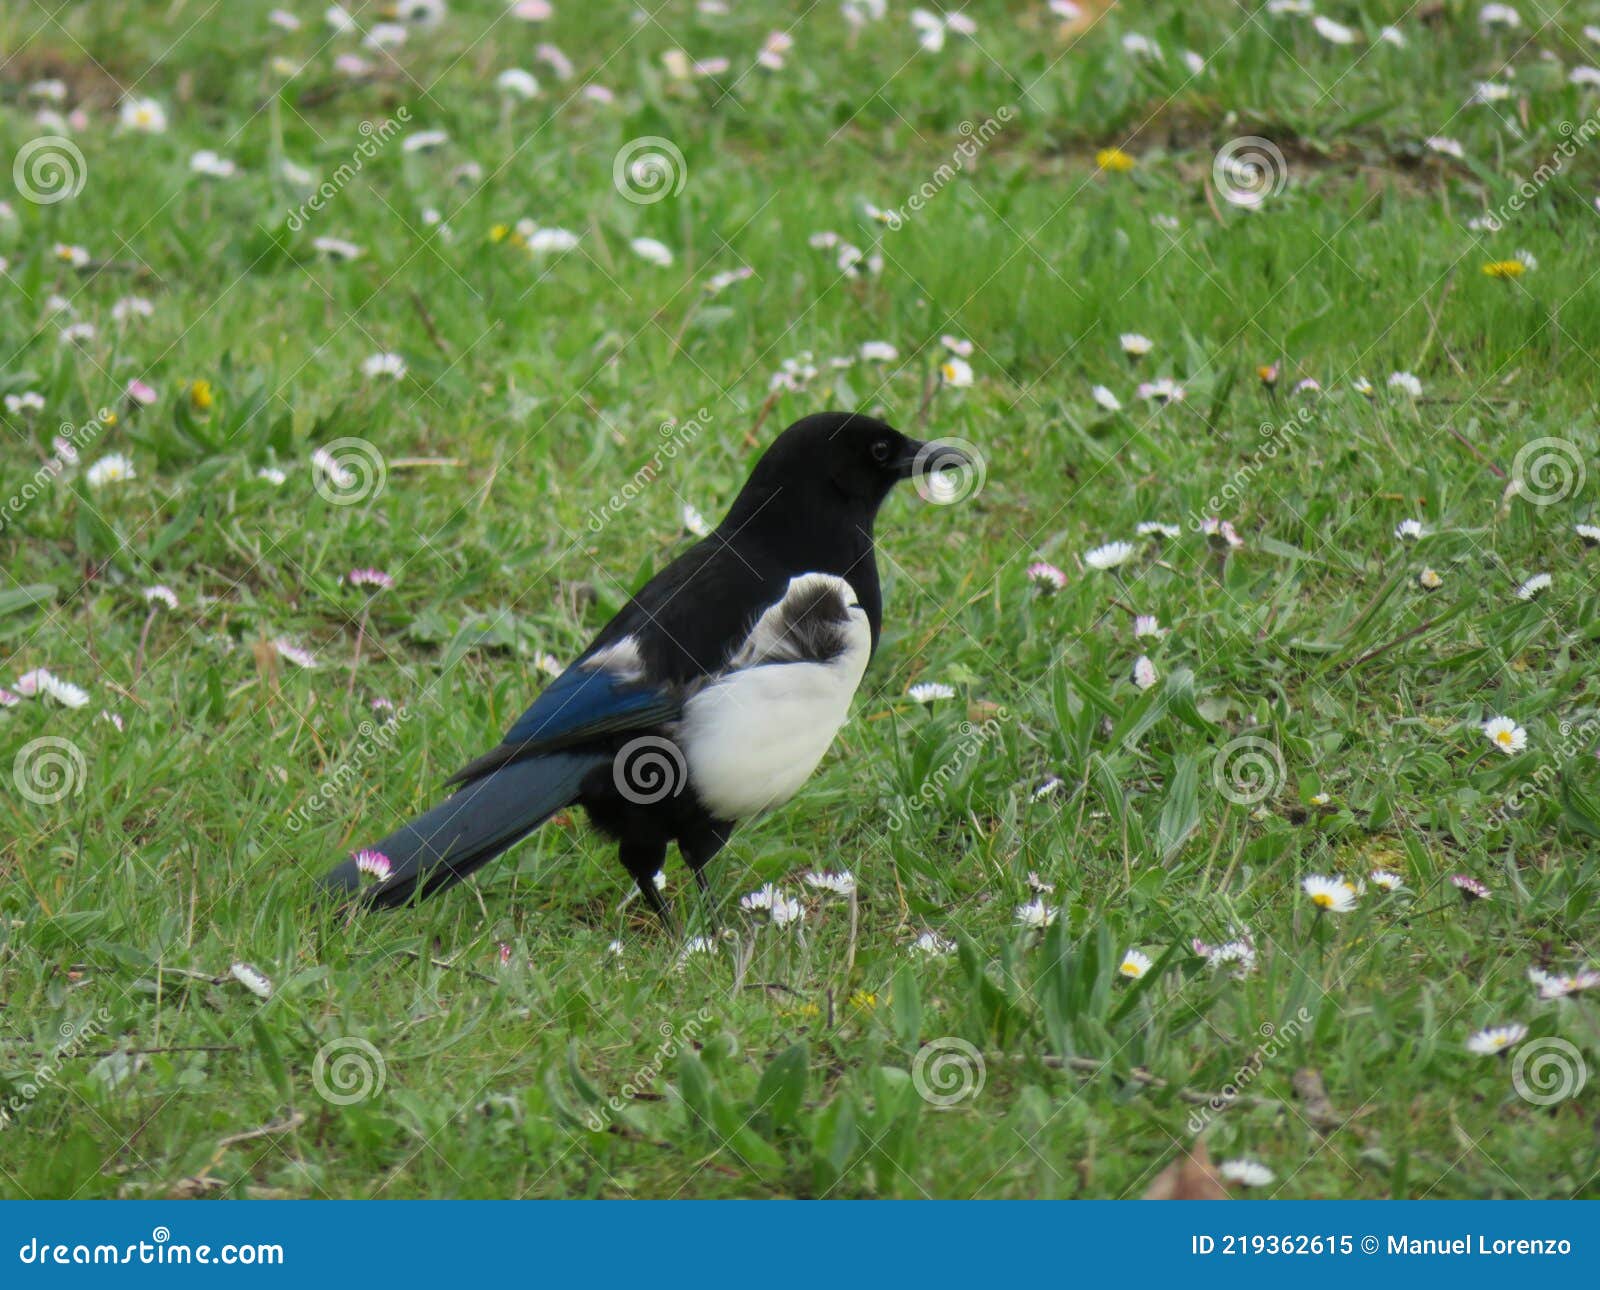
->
[894,437,972,481]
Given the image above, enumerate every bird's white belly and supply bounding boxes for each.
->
[679,659,864,820]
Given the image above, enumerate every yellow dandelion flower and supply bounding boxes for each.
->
[489,223,511,244]
[847,989,878,1012]
[1482,259,1525,279]
[188,379,214,412]
[1096,147,1136,173]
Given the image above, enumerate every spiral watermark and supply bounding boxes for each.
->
[913,436,985,506]
[1210,735,1284,806]
[911,1036,985,1108]
[613,136,687,204]
[1212,137,1288,209]
[612,735,688,805]
[13,135,87,205]
[1511,1037,1587,1106]
[311,437,387,505]
[13,736,87,805]
[1510,436,1585,506]
[311,1036,387,1105]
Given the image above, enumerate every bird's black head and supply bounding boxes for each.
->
[740,411,967,512]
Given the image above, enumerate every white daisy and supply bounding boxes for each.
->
[312,236,363,260]
[1515,572,1551,600]
[1133,615,1163,639]
[1575,524,1600,544]
[1083,540,1135,570]
[803,870,857,896]
[111,296,154,322]
[1481,715,1527,755]
[910,930,956,956]
[908,681,956,703]
[1479,3,1521,28]
[1118,949,1152,979]
[1132,656,1158,690]
[1137,521,1181,539]
[939,356,974,387]
[85,454,136,487]
[1219,1159,1275,1187]
[1426,136,1465,160]
[1369,870,1405,891]
[229,962,273,999]
[681,503,710,537]
[1136,377,1185,402]
[1091,384,1122,411]
[1388,371,1422,397]
[257,466,287,486]
[941,335,974,357]
[1119,332,1153,356]
[1395,518,1426,540]
[858,340,898,362]
[190,150,237,178]
[1312,15,1356,43]
[143,585,178,610]
[1014,899,1058,929]
[362,352,407,380]
[630,236,674,266]
[527,227,579,254]
[1466,1022,1526,1055]
[496,68,540,98]
[119,96,168,133]
[402,130,450,153]
[1302,874,1356,913]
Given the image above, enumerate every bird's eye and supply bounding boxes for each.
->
[870,438,893,463]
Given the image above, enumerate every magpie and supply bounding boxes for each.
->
[322,411,966,922]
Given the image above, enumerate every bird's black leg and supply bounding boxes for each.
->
[679,821,735,933]
[620,839,674,932]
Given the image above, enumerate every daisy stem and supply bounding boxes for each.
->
[914,369,939,427]
[133,607,157,683]
[347,606,369,697]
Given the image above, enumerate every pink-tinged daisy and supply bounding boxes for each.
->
[498,942,514,967]
[98,710,124,732]
[272,639,318,669]
[1528,966,1600,999]
[1481,716,1526,755]
[371,697,396,713]
[1466,1022,1526,1055]
[1027,561,1067,592]
[941,335,974,357]
[348,567,395,590]
[354,849,392,881]
[1303,874,1356,913]
[143,584,179,610]
[0,688,19,708]
[1193,932,1257,976]
[126,379,158,406]
[1201,517,1244,549]
[1132,656,1158,690]
[1451,874,1491,903]
[1133,614,1164,639]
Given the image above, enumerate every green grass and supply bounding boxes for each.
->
[3,0,1600,1199]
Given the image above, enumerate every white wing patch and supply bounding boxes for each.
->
[678,573,871,820]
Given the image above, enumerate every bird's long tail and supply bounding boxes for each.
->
[321,752,606,908]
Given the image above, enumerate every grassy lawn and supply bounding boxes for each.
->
[2,0,1600,1199]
